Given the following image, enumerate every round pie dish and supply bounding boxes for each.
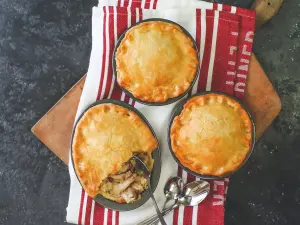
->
[168,92,256,179]
[112,18,200,106]
[71,99,161,211]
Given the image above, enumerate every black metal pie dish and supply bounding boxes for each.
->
[112,18,200,106]
[167,92,256,180]
[70,99,161,211]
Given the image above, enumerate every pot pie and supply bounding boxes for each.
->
[72,103,157,203]
[115,21,199,103]
[170,94,253,176]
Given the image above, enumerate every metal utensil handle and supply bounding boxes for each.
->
[147,178,167,225]
[138,203,180,225]
[161,198,169,212]
[154,199,170,225]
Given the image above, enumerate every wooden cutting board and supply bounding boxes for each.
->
[31,54,281,165]
[252,0,284,27]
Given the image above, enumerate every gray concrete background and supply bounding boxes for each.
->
[0,0,299,224]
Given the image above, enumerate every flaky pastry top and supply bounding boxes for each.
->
[115,21,199,102]
[72,103,157,197]
[170,94,253,176]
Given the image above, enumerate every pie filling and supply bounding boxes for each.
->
[170,94,253,176]
[99,152,153,203]
[72,103,157,202]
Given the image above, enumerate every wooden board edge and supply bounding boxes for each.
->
[252,55,282,115]
[244,54,282,138]
[252,0,284,27]
[31,75,86,134]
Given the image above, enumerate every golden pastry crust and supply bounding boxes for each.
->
[170,94,253,176]
[72,103,157,198]
[115,21,199,102]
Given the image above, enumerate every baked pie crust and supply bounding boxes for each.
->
[115,21,199,102]
[72,103,157,198]
[170,94,253,176]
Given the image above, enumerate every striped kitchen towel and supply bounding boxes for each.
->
[67,0,255,224]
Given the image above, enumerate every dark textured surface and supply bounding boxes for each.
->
[226,0,300,225]
[0,0,299,225]
[0,0,96,224]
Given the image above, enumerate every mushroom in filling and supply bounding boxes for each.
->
[99,154,151,203]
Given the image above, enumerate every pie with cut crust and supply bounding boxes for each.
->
[72,103,157,202]
[115,21,199,103]
[170,94,253,176]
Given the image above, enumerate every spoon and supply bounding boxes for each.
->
[132,155,167,225]
[162,177,183,210]
[151,177,183,225]
[138,180,210,225]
